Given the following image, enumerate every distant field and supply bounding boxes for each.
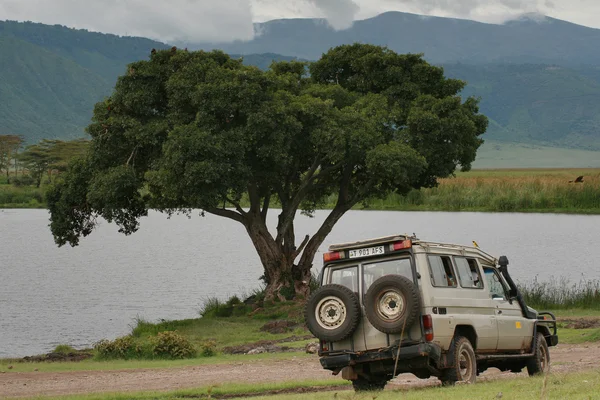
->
[365,167,600,213]
[473,141,600,168]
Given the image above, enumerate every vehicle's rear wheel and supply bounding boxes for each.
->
[440,336,477,385]
[304,284,361,342]
[526,332,550,376]
[363,275,421,334]
[352,375,389,392]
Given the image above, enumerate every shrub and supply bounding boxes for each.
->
[11,175,35,187]
[53,344,76,354]
[94,335,139,359]
[152,331,196,359]
[200,340,217,357]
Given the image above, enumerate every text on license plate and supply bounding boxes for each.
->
[348,246,385,258]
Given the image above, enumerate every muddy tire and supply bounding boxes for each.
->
[526,332,550,376]
[363,275,420,334]
[440,336,477,385]
[305,284,361,342]
[352,375,389,392]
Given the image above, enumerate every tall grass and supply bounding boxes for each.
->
[366,169,600,213]
[0,183,45,207]
[518,277,600,310]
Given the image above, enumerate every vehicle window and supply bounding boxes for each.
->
[483,267,507,300]
[363,258,413,291]
[455,257,483,289]
[428,255,457,287]
[330,266,358,292]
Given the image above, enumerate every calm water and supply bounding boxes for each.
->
[1,209,599,358]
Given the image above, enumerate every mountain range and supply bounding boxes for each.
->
[1,13,600,156]
[196,12,600,66]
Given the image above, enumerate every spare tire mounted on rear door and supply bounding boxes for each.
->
[364,275,421,334]
[305,284,361,342]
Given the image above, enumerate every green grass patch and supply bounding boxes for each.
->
[16,369,600,400]
[362,168,600,213]
[20,380,348,400]
[243,369,600,400]
[0,352,312,373]
[519,277,600,310]
[0,182,45,208]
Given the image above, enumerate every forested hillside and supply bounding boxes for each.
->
[1,16,600,150]
[196,12,600,66]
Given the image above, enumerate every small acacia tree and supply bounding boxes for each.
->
[47,44,487,301]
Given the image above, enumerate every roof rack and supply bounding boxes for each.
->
[328,234,419,251]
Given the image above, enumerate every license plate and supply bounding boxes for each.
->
[348,246,385,258]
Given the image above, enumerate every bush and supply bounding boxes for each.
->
[152,331,196,359]
[11,175,35,187]
[200,340,217,357]
[200,296,252,318]
[53,344,76,354]
[94,336,140,359]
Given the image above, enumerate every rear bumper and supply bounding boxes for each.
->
[320,342,442,370]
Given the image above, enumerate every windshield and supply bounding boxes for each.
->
[363,257,413,291]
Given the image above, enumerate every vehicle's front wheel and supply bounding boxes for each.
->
[352,375,389,392]
[526,332,550,376]
[440,336,477,386]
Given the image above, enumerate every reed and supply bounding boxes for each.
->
[518,277,600,310]
[366,169,600,213]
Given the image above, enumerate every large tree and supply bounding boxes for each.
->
[47,45,487,300]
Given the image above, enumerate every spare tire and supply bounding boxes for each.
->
[305,284,361,342]
[364,275,421,334]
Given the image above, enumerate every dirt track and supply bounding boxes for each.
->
[2,343,600,398]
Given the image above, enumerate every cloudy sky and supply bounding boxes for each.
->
[0,0,598,43]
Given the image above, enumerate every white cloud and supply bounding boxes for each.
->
[0,0,255,43]
[0,0,597,44]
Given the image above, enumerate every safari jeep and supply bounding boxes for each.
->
[305,234,558,391]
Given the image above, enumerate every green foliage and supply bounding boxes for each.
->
[53,344,76,354]
[94,331,196,360]
[94,336,139,360]
[200,296,252,318]
[519,277,600,310]
[152,331,196,359]
[365,169,600,213]
[47,45,486,298]
[200,340,217,357]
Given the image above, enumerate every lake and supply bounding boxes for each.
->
[1,209,599,358]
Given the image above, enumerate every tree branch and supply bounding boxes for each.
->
[226,196,246,215]
[276,156,323,244]
[204,207,246,224]
[293,234,310,260]
[261,194,270,222]
[247,184,261,214]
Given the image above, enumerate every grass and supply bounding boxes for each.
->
[4,168,600,213]
[18,380,349,400]
[0,352,313,373]
[14,369,600,400]
[520,277,600,310]
[363,168,600,213]
[0,182,45,208]
[241,370,600,400]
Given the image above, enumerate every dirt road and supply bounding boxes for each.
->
[2,343,600,398]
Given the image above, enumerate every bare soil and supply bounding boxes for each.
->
[1,343,600,398]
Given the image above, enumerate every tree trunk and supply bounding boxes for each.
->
[229,200,353,302]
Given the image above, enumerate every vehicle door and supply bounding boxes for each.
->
[362,256,416,349]
[453,257,498,351]
[482,267,527,351]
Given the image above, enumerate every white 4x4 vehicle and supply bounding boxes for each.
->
[305,235,558,391]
